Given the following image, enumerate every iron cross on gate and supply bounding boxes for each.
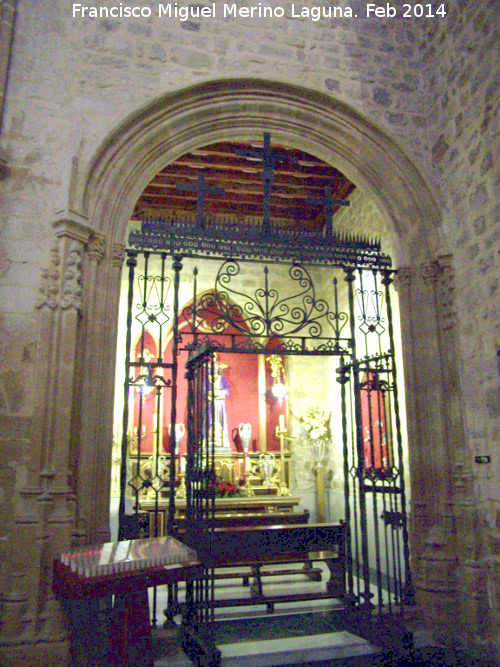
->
[176,171,225,229]
[234,132,297,236]
[307,186,350,242]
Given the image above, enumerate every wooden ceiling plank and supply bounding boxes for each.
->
[135,140,354,228]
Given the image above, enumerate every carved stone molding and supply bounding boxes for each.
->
[52,210,92,245]
[452,454,473,497]
[86,232,106,263]
[37,212,92,312]
[36,240,60,310]
[0,211,94,654]
[435,254,456,332]
[60,242,83,311]
[420,259,440,285]
[393,267,412,292]
[112,242,126,269]
[420,254,456,331]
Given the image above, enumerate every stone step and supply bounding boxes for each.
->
[218,630,384,667]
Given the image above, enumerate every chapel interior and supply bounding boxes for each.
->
[109,139,405,525]
[0,2,498,666]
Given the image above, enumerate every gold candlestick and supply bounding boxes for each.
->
[175,455,186,499]
[275,420,292,497]
[243,452,255,496]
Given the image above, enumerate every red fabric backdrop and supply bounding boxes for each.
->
[360,371,389,471]
[132,330,158,455]
[131,300,288,455]
[160,340,259,455]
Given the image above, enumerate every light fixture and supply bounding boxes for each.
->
[266,354,288,403]
[136,349,156,395]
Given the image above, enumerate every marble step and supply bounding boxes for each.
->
[219,630,384,667]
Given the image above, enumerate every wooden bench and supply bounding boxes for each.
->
[172,510,312,585]
[172,522,346,616]
[173,508,310,531]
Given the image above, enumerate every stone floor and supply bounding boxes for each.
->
[148,563,467,667]
[151,622,491,667]
[68,551,495,666]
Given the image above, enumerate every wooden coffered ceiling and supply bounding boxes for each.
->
[133,140,355,232]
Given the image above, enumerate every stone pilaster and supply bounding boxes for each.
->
[394,268,426,547]
[432,256,483,624]
[394,265,441,536]
[0,211,92,663]
[72,238,126,545]
[411,254,483,639]
[71,231,107,546]
[394,259,463,631]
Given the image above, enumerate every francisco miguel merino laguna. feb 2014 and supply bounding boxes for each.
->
[71,3,355,19]
[72,3,448,20]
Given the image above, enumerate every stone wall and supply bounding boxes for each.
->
[420,1,500,650]
[422,1,500,531]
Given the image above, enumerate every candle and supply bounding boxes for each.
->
[279,414,285,431]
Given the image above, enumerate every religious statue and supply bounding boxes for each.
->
[206,356,230,449]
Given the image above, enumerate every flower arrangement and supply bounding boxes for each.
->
[294,408,331,442]
[208,475,243,498]
[294,407,331,467]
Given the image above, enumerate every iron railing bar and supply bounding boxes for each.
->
[348,369,362,604]
[365,376,384,612]
[126,247,392,271]
[338,357,354,599]
[347,268,372,608]
[380,478,393,614]
[118,251,137,540]
[383,270,414,607]
[167,256,183,535]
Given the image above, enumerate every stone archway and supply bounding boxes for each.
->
[80,79,441,258]
[76,79,468,633]
[3,79,470,665]
[75,76,445,537]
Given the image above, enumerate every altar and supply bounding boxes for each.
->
[139,450,301,536]
[140,495,303,536]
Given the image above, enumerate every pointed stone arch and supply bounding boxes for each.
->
[71,79,448,548]
[79,79,441,264]
[71,80,468,637]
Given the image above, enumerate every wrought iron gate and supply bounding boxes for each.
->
[180,344,220,662]
[117,249,413,625]
[338,267,413,615]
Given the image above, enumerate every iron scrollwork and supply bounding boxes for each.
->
[129,213,392,269]
[184,260,350,344]
[134,272,172,330]
[355,270,387,337]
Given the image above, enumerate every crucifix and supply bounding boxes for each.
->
[307,186,350,241]
[235,132,296,236]
[176,171,225,229]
